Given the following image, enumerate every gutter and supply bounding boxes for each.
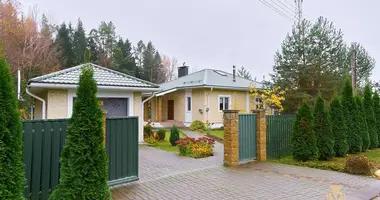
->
[26,87,46,119]
[29,82,161,92]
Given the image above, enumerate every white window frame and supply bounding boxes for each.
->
[186,96,192,112]
[218,95,231,112]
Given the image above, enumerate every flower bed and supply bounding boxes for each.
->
[176,137,215,158]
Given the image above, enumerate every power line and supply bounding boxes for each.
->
[275,0,298,19]
[257,0,296,22]
[268,0,297,18]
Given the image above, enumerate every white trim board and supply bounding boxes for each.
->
[67,89,134,118]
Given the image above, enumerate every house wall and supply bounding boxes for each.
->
[47,89,68,119]
[162,90,185,122]
[192,89,205,122]
[33,91,47,120]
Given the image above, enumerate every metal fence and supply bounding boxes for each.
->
[266,115,296,159]
[22,117,138,200]
[238,114,257,163]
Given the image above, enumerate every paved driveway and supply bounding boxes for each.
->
[112,132,378,199]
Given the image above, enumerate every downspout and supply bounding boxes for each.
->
[206,87,213,125]
[26,87,46,119]
[140,92,156,143]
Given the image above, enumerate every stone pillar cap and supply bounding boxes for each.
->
[223,110,240,113]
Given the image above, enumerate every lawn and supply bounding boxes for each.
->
[274,148,380,172]
[147,131,187,153]
[208,129,224,139]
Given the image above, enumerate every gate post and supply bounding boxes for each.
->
[223,110,239,166]
[253,109,266,161]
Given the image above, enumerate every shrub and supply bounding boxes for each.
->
[373,91,380,147]
[176,137,215,158]
[144,136,157,144]
[342,75,362,153]
[50,65,110,199]
[345,155,376,176]
[0,52,25,199]
[292,101,318,161]
[144,125,152,138]
[364,85,378,149]
[355,96,370,151]
[156,128,166,141]
[314,95,334,160]
[170,125,180,146]
[329,95,349,157]
[189,120,206,132]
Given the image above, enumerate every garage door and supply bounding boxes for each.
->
[99,98,129,117]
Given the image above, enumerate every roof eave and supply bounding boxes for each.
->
[28,82,161,92]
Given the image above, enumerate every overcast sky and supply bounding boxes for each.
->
[20,0,380,81]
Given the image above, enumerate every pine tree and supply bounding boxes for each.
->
[355,96,370,151]
[0,54,25,199]
[291,101,318,161]
[373,91,380,147]
[112,38,137,75]
[142,41,156,82]
[364,85,378,149]
[329,95,349,157]
[237,66,252,79]
[72,19,87,65]
[342,75,362,153]
[314,95,334,160]
[54,23,75,69]
[50,64,110,199]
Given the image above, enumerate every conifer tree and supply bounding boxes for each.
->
[0,52,25,199]
[373,91,380,147]
[329,95,349,157]
[341,75,362,153]
[292,101,318,161]
[50,63,110,199]
[314,95,334,160]
[355,96,370,151]
[364,85,378,149]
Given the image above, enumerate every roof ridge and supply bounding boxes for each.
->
[160,68,207,85]
[30,64,84,82]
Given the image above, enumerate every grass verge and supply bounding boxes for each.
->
[147,131,186,153]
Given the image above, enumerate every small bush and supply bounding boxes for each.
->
[144,125,152,138]
[170,125,180,146]
[144,136,157,144]
[156,128,166,141]
[345,155,376,176]
[176,137,215,158]
[189,120,206,132]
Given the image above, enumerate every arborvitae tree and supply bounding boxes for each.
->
[364,85,378,149]
[314,95,334,160]
[0,53,25,199]
[329,95,349,157]
[342,75,362,153]
[50,65,110,199]
[355,96,370,151]
[373,91,380,147]
[292,101,318,161]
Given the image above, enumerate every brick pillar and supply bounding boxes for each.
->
[157,96,162,122]
[223,110,240,166]
[253,109,266,161]
[102,110,107,146]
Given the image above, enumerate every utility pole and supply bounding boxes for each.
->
[294,0,303,26]
[351,43,357,90]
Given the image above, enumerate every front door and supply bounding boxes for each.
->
[185,90,192,123]
[168,100,174,120]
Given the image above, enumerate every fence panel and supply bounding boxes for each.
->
[106,116,139,186]
[22,116,139,199]
[238,114,256,163]
[266,115,295,159]
[23,119,68,200]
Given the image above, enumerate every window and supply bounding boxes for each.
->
[187,97,191,111]
[219,96,230,111]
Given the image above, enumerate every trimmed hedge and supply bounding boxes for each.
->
[329,95,349,157]
[314,95,334,160]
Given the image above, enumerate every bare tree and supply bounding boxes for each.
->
[161,55,178,82]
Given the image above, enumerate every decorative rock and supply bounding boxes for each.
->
[374,170,380,179]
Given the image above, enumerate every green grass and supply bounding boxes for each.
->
[208,130,224,139]
[274,148,380,172]
[147,131,187,153]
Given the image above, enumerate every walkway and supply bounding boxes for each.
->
[111,129,379,199]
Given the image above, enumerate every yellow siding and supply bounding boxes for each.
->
[192,89,205,122]
[33,91,47,120]
[161,90,185,122]
[207,89,248,123]
[47,89,68,119]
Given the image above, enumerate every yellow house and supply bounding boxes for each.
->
[144,66,268,128]
[26,63,160,142]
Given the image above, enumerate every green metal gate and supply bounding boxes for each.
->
[238,114,256,163]
[22,116,139,199]
[266,115,295,159]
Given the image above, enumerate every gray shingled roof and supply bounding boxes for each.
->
[29,63,159,88]
[160,69,263,91]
